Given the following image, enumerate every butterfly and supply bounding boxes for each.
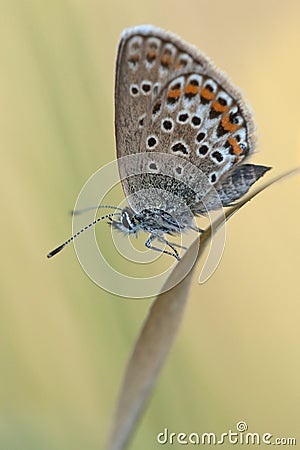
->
[47,25,270,260]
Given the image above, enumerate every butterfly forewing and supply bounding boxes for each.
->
[115,25,202,158]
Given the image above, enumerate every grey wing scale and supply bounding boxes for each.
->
[194,164,271,213]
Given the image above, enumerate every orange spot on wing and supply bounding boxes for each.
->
[200,87,216,100]
[129,54,139,62]
[161,55,172,66]
[228,137,243,155]
[147,50,157,58]
[168,89,181,98]
[222,115,239,132]
[185,84,199,95]
[212,100,229,113]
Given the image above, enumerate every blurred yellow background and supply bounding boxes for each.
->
[1,0,299,448]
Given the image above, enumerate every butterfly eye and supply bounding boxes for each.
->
[120,209,137,231]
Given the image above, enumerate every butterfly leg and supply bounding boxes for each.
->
[189,225,204,233]
[164,239,187,250]
[145,234,181,260]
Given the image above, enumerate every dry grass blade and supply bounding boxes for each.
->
[106,167,300,450]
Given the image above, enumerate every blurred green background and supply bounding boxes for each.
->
[1,0,299,448]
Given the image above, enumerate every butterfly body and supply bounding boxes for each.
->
[112,206,184,235]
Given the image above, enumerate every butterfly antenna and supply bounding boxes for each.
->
[47,212,121,258]
[70,205,123,216]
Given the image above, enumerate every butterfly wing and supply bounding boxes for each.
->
[115,25,258,211]
[194,164,271,213]
[115,25,205,158]
[115,25,206,203]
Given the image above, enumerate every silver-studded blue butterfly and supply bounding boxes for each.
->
[47,25,270,260]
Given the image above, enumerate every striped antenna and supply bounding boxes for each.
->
[47,211,121,258]
[71,205,123,216]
